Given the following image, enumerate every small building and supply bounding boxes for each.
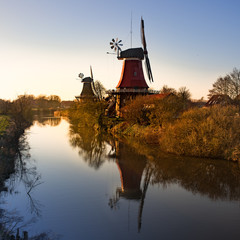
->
[205,94,233,107]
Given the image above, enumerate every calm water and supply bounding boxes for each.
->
[1,117,240,240]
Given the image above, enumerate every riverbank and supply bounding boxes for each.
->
[67,99,240,162]
[0,113,32,189]
[112,106,240,161]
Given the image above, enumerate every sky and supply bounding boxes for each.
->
[1,0,240,101]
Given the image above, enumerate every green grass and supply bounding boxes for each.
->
[0,115,10,136]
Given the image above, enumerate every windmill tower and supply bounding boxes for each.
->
[75,66,98,101]
[107,18,155,116]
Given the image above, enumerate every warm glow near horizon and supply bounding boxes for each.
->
[1,0,240,101]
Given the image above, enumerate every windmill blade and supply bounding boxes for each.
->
[141,17,147,51]
[118,40,122,44]
[141,18,153,82]
[111,45,114,49]
[112,38,115,42]
[110,42,114,45]
[90,65,93,80]
[145,56,153,82]
[90,66,98,99]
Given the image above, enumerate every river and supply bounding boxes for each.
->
[1,116,240,240]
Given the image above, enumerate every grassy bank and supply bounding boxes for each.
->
[68,97,240,162]
[159,105,240,161]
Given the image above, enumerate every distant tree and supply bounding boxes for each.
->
[35,95,48,109]
[208,68,240,99]
[159,85,177,94]
[229,67,240,97]
[177,87,191,101]
[208,76,233,98]
[48,95,61,108]
[10,95,34,129]
[0,99,11,114]
[94,80,106,100]
[48,95,61,102]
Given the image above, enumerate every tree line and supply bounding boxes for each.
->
[0,94,62,115]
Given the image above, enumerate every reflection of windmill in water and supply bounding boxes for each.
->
[107,18,157,116]
[108,140,153,232]
[75,66,98,101]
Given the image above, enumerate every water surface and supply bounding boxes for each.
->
[1,117,240,240]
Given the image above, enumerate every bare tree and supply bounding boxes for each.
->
[177,86,191,101]
[229,67,240,97]
[93,80,106,100]
[159,85,177,94]
[208,68,240,99]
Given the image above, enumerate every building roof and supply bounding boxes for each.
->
[146,93,174,99]
[118,48,144,60]
[205,94,233,107]
[81,77,93,83]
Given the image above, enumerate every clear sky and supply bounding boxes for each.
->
[1,0,240,100]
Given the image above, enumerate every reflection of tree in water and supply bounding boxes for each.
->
[108,139,240,232]
[150,154,240,201]
[33,116,61,127]
[5,135,43,217]
[0,134,59,239]
[125,140,240,201]
[68,124,107,169]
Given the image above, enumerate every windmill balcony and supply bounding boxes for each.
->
[106,89,159,95]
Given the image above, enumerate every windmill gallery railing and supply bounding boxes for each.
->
[106,89,159,95]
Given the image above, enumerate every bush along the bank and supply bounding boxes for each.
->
[117,95,187,143]
[159,105,240,161]
[122,95,187,127]
[0,115,10,136]
[0,95,34,149]
[68,100,108,130]
[67,96,240,161]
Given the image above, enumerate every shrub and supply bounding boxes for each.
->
[122,95,154,125]
[160,105,240,160]
[68,100,107,129]
[0,115,10,136]
[122,95,186,127]
[148,95,185,127]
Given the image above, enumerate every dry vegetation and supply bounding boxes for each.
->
[68,93,240,162]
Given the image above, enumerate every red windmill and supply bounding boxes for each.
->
[107,18,155,116]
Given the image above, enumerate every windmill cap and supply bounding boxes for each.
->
[81,77,93,83]
[118,48,144,60]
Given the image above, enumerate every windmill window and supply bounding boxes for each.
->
[133,71,137,77]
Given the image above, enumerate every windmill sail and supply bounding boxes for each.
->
[141,17,154,82]
[90,65,99,99]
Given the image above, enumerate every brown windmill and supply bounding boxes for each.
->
[75,66,98,101]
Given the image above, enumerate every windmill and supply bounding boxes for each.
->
[75,66,98,101]
[106,18,155,116]
[110,38,123,57]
